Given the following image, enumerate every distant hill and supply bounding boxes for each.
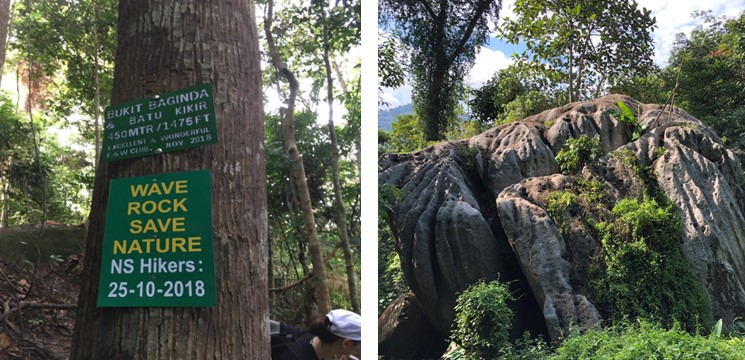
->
[378,103,413,131]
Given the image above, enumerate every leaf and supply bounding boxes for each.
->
[0,333,13,351]
[711,318,723,338]
[617,101,637,124]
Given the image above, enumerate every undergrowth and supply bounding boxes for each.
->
[554,320,745,360]
[590,197,711,332]
[451,280,514,357]
[548,144,712,333]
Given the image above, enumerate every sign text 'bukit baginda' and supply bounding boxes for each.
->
[102,83,218,161]
[97,170,216,307]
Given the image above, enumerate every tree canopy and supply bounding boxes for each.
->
[380,0,502,141]
[500,0,657,102]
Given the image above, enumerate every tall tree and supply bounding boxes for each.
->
[0,0,10,85]
[264,0,332,315]
[313,0,360,313]
[9,0,117,162]
[500,0,656,102]
[70,0,268,358]
[663,11,745,161]
[380,0,502,141]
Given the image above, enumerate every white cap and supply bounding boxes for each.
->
[327,309,361,341]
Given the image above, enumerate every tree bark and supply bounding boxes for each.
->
[93,1,101,165]
[264,0,331,315]
[319,2,359,313]
[70,0,268,358]
[568,43,574,103]
[0,0,10,86]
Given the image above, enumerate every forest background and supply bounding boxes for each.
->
[0,0,362,346]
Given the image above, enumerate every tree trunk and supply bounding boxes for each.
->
[332,60,348,95]
[264,0,331,315]
[0,175,7,227]
[93,1,102,164]
[70,0,268,358]
[423,4,449,142]
[568,43,574,103]
[319,3,359,313]
[0,0,10,85]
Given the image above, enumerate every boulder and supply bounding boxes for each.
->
[380,94,745,344]
[378,292,449,359]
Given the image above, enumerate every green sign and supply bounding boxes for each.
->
[102,83,218,162]
[97,170,216,307]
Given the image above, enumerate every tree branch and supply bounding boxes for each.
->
[0,301,77,323]
[269,246,339,293]
[446,0,493,67]
[413,0,437,20]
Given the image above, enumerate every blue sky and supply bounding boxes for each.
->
[378,0,745,109]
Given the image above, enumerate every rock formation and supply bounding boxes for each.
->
[378,292,449,359]
[379,95,745,353]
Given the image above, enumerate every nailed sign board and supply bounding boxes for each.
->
[102,83,218,162]
[97,170,216,307]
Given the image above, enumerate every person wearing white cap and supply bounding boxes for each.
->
[271,309,361,360]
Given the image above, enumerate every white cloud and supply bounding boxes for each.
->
[378,85,412,110]
[466,46,513,88]
[496,0,517,28]
[637,0,745,66]
[377,0,745,109]
[499,0,745,67]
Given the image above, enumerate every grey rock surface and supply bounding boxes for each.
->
[379,94,745,343]
[378,292,449,359]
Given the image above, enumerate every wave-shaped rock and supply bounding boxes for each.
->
[379,95,745,349]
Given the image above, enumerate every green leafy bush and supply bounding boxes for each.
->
[555,135,604,174]
[546,191,580,235]
[553,320,745,360]
[452,280,514,357]
[590,197,710,332]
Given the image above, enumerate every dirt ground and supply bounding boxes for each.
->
[0,250,82,359]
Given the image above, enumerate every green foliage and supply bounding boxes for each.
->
[553,320,745,359]
[555,135,604,174]
[612,101,648,141]
[499,0,656,101]
[499,90,554,124]
[546,191,580,235]
[264,110,361,320]
[378,33,406,91]
[379,113,427,153]
[613,149,667,201]
[469,67,557,125]
[380,0,502,141]
[590,198,710,332]
[443,332,552,360]
[446,119,489,141]
[378,183,408,314]
[609,72,669,105]
[11,0,117,129]
[449,143,482,174]
[544,177,609,240]
[0,93,91,226]
[469,67,528,125]
[661,11,745,163]
[616,101,636,124]
[451,280,514,357]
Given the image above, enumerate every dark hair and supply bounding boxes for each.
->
[307,314,342,344]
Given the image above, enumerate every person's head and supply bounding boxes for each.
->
[308,309,361,357]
